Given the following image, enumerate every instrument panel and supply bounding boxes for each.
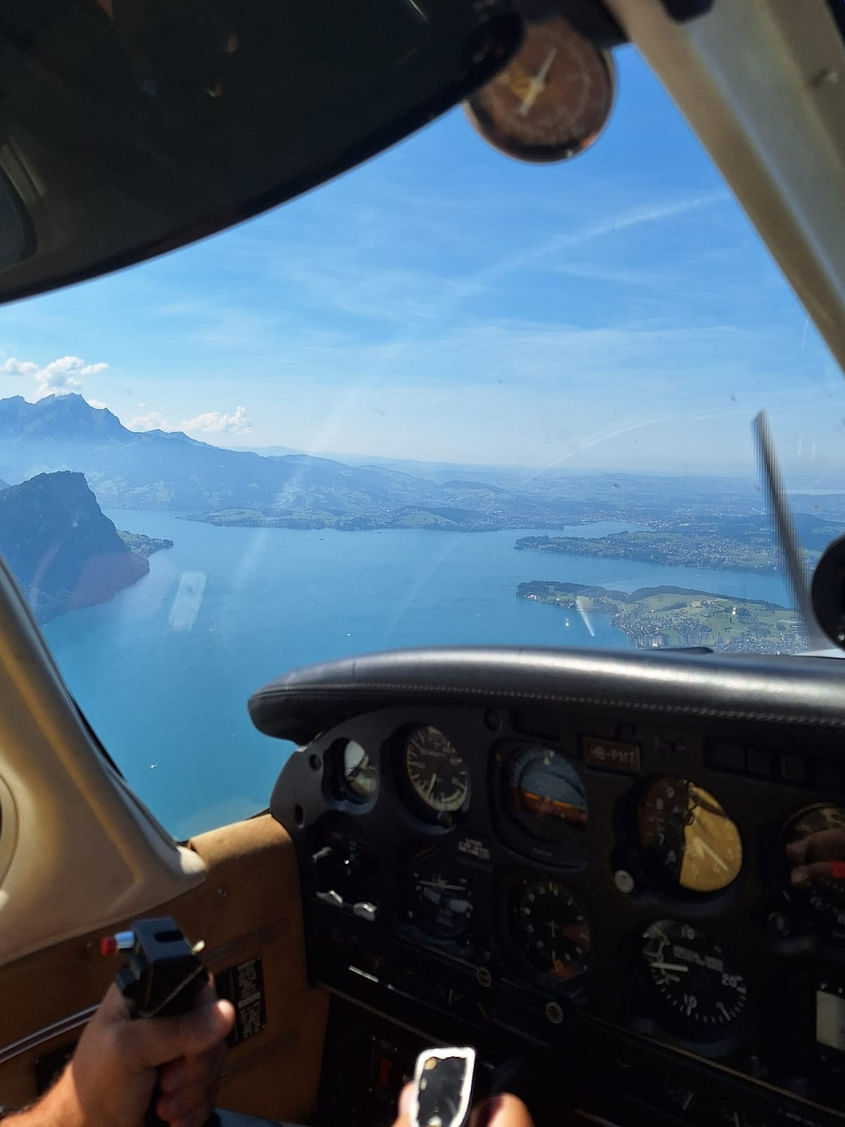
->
[260,649,845,1126]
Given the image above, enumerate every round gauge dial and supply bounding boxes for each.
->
[507,745,587,840]
[638,777,742,894]
[339,739,378,802]
[463,16,615,163]
[641,920,748,1036]
[786,805,845,936]
[403,726,470,817]
[407,849,474,940]
[510,877,590,981]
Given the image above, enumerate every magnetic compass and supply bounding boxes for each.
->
[464,16,615,163]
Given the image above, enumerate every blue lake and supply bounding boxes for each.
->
[43,514,793,839]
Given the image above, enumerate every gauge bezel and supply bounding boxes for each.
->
[327,736,380,807]
[394,722,472,828]
[403,844,477,948]
[634,918,751,1052]
[633,775,744,900]
[462,15,616,164]
[783,802,845,940]
[505,743,588,840]
[497,868,592,994]
[491,740,588,868]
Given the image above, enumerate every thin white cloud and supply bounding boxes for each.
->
[154,297,285,352]
[217,302,838,470]
[181,405,251,435]
[274,262,482,324]
[470,191,728,292]
[2,358,38,376]
[128,410,171,432]
[257,190,727,331]
[551,262,673,287]
[1,355,108,399]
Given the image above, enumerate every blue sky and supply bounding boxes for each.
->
[0,44,842,479]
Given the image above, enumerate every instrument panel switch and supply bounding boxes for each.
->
[316,889,344,908]
[353,900,379,922]
[614,870,635,894]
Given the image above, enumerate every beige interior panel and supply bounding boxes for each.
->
[0,557,207,966]
[0,813,328,1124]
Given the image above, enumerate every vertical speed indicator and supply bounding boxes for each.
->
[402,725,471,820]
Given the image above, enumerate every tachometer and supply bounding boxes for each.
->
[509,876,590,981]
[407,848,474,941]
[402,725,470,819]
[638,777,742,894]
[641,920,747,1037]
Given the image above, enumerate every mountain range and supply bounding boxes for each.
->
[0,393,784,529]
[0,394,842,621]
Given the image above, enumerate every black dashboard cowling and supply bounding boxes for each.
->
[248,645,845,746]
[246,644,845,1127]
[249,646,845,1127]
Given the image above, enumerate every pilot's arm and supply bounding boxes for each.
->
[787,828,845,885]
[3,982,234,1127]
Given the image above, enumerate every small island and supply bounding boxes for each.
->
[518,581,805,653]
[118,530,174,558]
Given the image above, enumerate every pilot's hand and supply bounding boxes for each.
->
[787,828,845,886]
[393,1082,534,1127]
[7,981,234,1127]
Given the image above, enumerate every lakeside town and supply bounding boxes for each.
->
[517,581,806,653]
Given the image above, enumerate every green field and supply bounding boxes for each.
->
[518,581,805,653]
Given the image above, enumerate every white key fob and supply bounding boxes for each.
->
[409,1046,477,1127]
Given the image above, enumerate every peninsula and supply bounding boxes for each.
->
[513,516,836,574]
[517,581,805,653]
[0,472,173,622]
[515,530,785,573]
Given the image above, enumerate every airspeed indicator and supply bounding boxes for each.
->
[402,725,471,819]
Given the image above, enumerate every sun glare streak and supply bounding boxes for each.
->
[575,595,595,638]
[403,0,428,22]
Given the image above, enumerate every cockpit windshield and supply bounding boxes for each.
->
[0,38,842,838]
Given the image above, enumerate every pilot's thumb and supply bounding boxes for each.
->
[471,1095,535,1127]
[108,986,235,1068]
